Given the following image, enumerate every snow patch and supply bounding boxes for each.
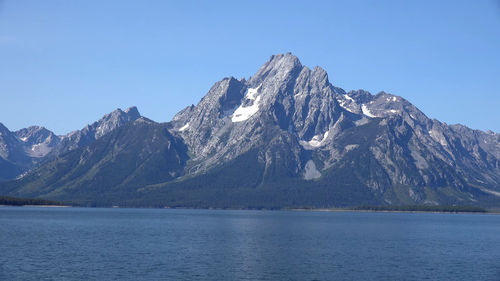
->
[231,86,262,123]
[344,94,354,102]
[19,137,28,142]
[308,131,329,147]
[343,106,355,113]
[232,96,261,122]
[388,109,399,114]
[246,86,260,100]
[338,101,356,113]
[338,96,356,113]
[179,122,190,132]
[392,97,397,102]
[361,104,377,118]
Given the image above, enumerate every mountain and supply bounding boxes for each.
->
[1,118,188,206]
[0,107,141,181]
[1,53,499,208]
[56,106,141,154]
[0,123,28,181]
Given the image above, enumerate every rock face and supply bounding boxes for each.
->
[56,106,141,154]
[1,53,499,208]
[171,54,344,176]
[15,126,61,158]
[0,107,141,180]
[0,123,29,181]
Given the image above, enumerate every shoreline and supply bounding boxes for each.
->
[23,205,72,208]
[1,204,498,214]
[288,208,500,214]
[0,204,71,208]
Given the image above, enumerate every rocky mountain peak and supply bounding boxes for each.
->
[249,52,303,85]
[108,106,141,121]
[57,106,142,154]
[15,126,58,146]
[91,106,142,139]
[124,106,141,118]
[310,66,329,85]
[169,53,345,172]
[346,89,373,103]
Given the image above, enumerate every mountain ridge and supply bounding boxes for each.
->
[0,106,141,180]
[1,53,499,208]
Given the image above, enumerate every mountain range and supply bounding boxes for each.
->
[0,107,140,181]
[1,53,499,208]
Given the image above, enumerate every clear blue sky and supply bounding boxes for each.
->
[0,0,499,134]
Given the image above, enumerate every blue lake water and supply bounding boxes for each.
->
[1,207,500,281]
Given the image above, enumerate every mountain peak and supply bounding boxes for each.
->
[91,106,141,139]
[106,106,141,121]
[16,125,47,134]
[15,126,57,145]
[266,52,302,70]
[311,66,329,85]
[269,52,301,64]
[249,52,303,84]
[124,106,141,120]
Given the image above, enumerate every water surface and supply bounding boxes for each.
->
[1,207,499,280]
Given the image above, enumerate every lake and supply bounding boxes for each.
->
[1,207,499,281]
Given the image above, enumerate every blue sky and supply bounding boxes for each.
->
[0,0,499,134]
